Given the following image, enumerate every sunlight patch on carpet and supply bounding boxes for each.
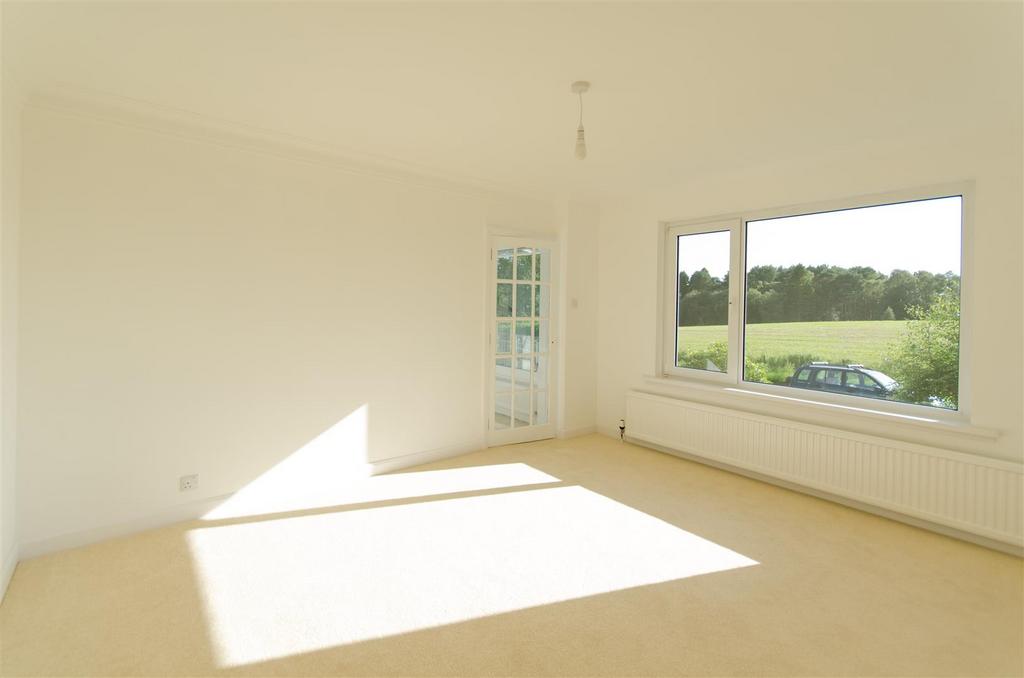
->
[188,482,758,667]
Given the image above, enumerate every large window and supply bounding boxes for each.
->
[664,190,964,412]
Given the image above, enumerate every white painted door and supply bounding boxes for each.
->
[487,237,558,446]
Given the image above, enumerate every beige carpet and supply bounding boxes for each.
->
[1,434,1022,677]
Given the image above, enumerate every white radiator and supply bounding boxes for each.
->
[625,390,1023,548]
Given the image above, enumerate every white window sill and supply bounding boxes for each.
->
[641,376,1000,441]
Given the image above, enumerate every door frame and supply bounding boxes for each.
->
[485,235,560,446]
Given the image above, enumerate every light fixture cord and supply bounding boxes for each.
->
[578,92,584,129]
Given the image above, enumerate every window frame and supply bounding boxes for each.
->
[658,182,973,422]
[662,219,743,383]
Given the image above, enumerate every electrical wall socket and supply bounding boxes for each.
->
[179,474,199,492]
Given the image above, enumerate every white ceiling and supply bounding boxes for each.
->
[3,2,1020,201]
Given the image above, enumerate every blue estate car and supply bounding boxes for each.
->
[787,362,898,399]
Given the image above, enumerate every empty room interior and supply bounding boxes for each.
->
[1,2,1023,676]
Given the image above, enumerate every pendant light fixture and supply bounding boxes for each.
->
[571,81,590,160]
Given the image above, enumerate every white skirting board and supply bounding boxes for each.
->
[18,491,235,561]
[1,544,18,604]
[557,425,597,439]
[625,391,1023,549]
[367,441,481,475]
[18,440,481,561]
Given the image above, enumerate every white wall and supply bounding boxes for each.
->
[557,201,598,437]
[596,126,1023,464]
[17,103,561,553]
[0,67,22,596]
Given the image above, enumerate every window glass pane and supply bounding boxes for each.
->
[675,230,730,373]
[496,283,512,317]
[516,248,534,281]
[496,249,513,280]
[516,283,533,317]
[515,320,532,354]
[743,195,961,410]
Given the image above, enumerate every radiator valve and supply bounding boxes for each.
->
[618,419,626,441]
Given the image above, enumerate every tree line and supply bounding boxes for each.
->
[678,264,960,327]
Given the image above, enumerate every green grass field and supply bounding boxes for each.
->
[678,320,910,370]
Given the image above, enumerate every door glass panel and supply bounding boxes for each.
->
[533,355,548,389]
[513,391,530,427]
[515,320,532,354]
[533,391,548,425]
[534,320,548,353]
[534,285,549,318]
[494,393,511,430]
[516,284,532,317]
[496,284,512,317]
[496,249,514,280]
[514,356,531,388]
[494,358,512,393]
[516,248,534,281]
[495,321,512,354]
[535,249,549,281]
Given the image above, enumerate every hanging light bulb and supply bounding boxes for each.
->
[571,81,590,160]
[575,125,587,160]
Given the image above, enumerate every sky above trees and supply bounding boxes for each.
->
[678,195,962,278]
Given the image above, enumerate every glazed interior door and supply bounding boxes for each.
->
[488,238,557,445]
